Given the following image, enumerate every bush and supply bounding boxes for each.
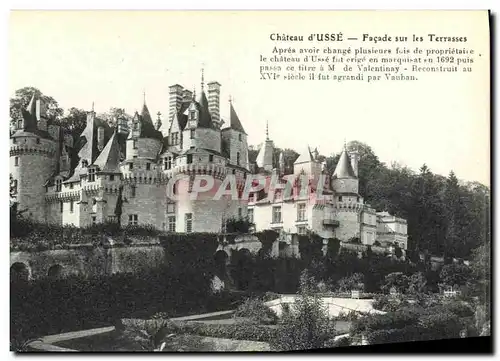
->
[233,297,278,325]
[325,335,351,348]
[336,273,365,292]
[270,272,336,351]
[164,321,276,342]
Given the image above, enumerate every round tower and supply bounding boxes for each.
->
[10,131,57,221]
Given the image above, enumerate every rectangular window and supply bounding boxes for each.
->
[167,202,176,214]
[171,132,178,145]
[70,183,74,189]
[185,213,193,233]
[297,203,306,221]
[70,201,74,213]
[338,196,343,202]
[13,137,17,143]
[130,185,136,198]
[272,206,282,224]
[14,157,19,166]
[133,140,138,149]
[247,208,254,223]
[187,154,193,164]
[88,168,96,182]
[146,163,151,170]
[128,214,138,225]
[168,216,176,232]
[129,163,133,170]
[209,154,214,162]
[91,216,97,225]
[236,152,241,166]
[110,174,115,181]
[55,179,62,192]
[238,207,242,219]
[190,129,195,139]
[297,226,307,235]
[60,201,64,213]
[165,156,172,170]
[239,133,242,141]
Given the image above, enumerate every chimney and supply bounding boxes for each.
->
[207,81,221,125]
[169,84,184,122]
[349,150,359,177]
[97,126,105,151]
[182,89,193,102]
[117,116,129,136]
[36,99,48,131]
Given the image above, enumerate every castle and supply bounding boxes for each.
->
[9,76,408,249]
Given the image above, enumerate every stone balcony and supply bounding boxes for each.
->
[322,218,340,227]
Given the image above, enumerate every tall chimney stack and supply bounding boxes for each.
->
[207,81,221,126]
[168,84,184,122]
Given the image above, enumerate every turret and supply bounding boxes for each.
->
[331,143,359,195]
[293,145,322,178]
[181,84,221,154]
[221,100,249,170]
[256,120,274,172]
[126,96,163,161]
[10,95,58,221]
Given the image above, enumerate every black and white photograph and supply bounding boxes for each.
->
[8,8,492,353]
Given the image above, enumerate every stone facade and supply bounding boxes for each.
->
[10,78,408,248]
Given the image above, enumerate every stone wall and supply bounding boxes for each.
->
[10,242,165,280]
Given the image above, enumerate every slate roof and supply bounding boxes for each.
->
[333,147,356,179]
[228,103,246,134]
[92,131,121,173]
[294,145,314,164]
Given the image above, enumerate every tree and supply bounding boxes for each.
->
[97,107,132,127]
[337,273,365,292]
[270,269,334,351]
[439,263,472,290]
[10,87,63,126]
[381,272,409,294]
[407,272,427,295]
[60,107,87,136]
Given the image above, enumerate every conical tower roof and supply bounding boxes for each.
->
[196,90,214,128]
[93,131,121,173]
[294,145,314,164]
[333,147,356,178]
[229,103,246,134]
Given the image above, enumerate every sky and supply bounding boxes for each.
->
[8,10,490,186]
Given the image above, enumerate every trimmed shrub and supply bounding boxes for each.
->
[165,321,276,342]
[233,297,278,325]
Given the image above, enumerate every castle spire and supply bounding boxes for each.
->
[201,68,205,92]
[91,101,95,112]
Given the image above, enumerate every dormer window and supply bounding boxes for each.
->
[133,140,138,149]
[190,110,197,120]
[187,154,193,164]
[88,168,96,182]
[55,179,62,192]
[146,163,151,171]
[82,160,89,168]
